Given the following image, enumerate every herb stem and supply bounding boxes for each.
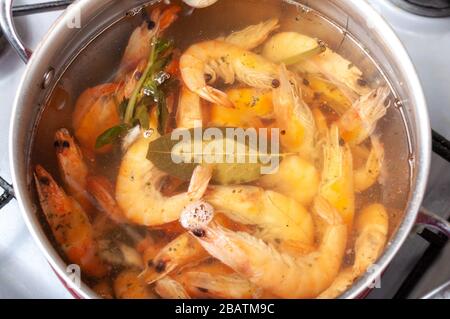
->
[124,39,157,124]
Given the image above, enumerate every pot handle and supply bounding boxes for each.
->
[0,176,14,210]
[0,0,73,63]
[0,0,31,63]
[417,208,450,238]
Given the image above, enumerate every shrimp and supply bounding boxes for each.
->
[176,19,278,123]
[180,40,278,107]
[318,203,389,299]
[72,83,121,154]
[319,125,355,231]
[272,65,315,158]
[87,175,127,224]
[115,134,213,226]
[117,5,181,78]
[141,232,208,284]
[54,128,92,213]
[114,269,156,299]
[217,19,280,51]
[154,276,191,299]
[337,87,391,145]
[34,165,108,278]
[180,197,347,298]
[204,186,315,252]
[258,155,320,206]
[354,136,384,193]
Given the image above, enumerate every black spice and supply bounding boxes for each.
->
[204,73,213,82]
[271,79,280,88]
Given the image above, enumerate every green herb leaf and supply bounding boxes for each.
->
[146,128,281,185]
[95,124,129,149]
[157,93,169,135]
[134,103,150,130]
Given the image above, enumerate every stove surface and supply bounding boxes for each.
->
[0,0,449,299]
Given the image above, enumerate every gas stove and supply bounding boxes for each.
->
[0,0,449,299]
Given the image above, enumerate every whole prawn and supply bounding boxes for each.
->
[115,134,212,226]
[34,165,108,278]
[180,197,347,298]
[180,41,279,107]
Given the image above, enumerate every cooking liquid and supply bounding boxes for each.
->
[31,0,411,298]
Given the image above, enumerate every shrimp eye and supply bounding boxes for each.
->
[54,140,70,149]
[271,79,280,88]
[155,261,166,273]
[192,228,206,238]
[147,20,156,30]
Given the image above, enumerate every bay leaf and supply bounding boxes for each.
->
[146,128,280,185]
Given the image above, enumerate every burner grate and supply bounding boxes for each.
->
[390,0,450,17]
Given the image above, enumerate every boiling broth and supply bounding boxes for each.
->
[31,0,411,299]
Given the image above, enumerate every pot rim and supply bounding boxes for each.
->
[8,0,431,299]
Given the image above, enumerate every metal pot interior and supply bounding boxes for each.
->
[10,0,430,298]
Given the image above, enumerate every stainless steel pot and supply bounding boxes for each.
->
[0,0,449,299]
